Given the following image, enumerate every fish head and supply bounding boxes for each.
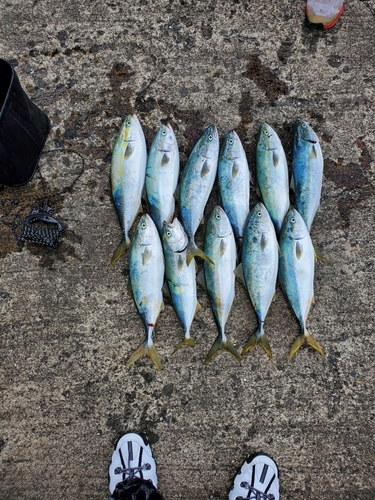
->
[257,123,279,151]
[207,206,233,238]
[247,202,273,235]
[162,218,188,253]
[281,209,309,241]
[219,130,243,161]
[294,119,319,144]
[119,114,144,143]
[155,123,178,153]
[134,214,158,246]
[197,125,219,159]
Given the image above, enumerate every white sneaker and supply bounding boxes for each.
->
[229,452,279,500]
[108,432,158,495]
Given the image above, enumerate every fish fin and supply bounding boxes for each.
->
[296,241,303,260]
[220,238,227,257]
[204,336,242,366]
[124,143,134,159]
[196,269,206,290]
[161,153,170,166]
[125,340,162,371]
[313,243,327,265]
[142,247,152,265]
[187,241,214,266]
[256,183,262,199]
[174,183,180,202]
[201,159,210,177]
[289,332,324,359]
[260,234,268,251]
[234,262,245,285]
[194,301,201,317]
[242,328,272,360]
[290,174,295,192]
[177,254,185,272]
[232,161,240,179]
[172,336,195,354]
[110,238,130,266]
[160,301,165,312]
[311,144,318,159]
[273,151,279,167]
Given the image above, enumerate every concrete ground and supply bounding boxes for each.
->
[1,1,375,499]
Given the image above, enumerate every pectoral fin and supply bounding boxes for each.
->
[124,144,134,159]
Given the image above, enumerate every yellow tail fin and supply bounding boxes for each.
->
[187,241,214,266]
[289,332,324,359]
[172,337,195,354]
[125,341,162,371]
[242,331,272,360]
[111,237,131,266]
[204,336,242,365]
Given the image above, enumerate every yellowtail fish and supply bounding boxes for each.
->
[162,218,200,352]
[110,114,147,265]
[202,206,241,365]
[218,130,250,252]
[179,125,219,266]
[256,123,289,235]
[126,214,164,371]
[146,123,179,235]
[240,203,278,359]
[279,209,324,359]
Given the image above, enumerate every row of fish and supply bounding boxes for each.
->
[110,115,324,370]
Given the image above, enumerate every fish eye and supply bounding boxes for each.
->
[290,217,296,223]
[208,134,213,141]
[229,138,234,145]
[257,211,262,217]
[162,129,167,136]
[141,222,147,229]
[215,213,221,220]
[166,230,172,237]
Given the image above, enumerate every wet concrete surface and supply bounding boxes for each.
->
[1,1,375,499]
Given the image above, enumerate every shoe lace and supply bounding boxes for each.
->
[114,463,151,479]
[235,482,275,500]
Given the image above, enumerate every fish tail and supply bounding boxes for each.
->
[313,243,327,265]
[289,331,324,359]
[172,336,196,354]
[242,325,272,360]
[125,340,162,371]
[110,237,131,266]
[186,240,214,266]
[204,336,242,366]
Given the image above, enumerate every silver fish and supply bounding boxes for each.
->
[202,206,241,365]
[146,123,179,234]
[279,209,324,359]
[110,114,147,265]
[240,202,278,359]
[162,218,200,352]
[218,130,250,248]
[256,123,289,235]
[126,214,165,371]
[179,125,219,266]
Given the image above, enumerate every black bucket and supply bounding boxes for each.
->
[0,58,50,186]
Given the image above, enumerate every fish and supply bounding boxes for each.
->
[146,123,180,235]
[218,130,250,251]
[162,218,201,352]
[179,125,219,266]
[201,206,242,365]
[256,123,290,235]
[126,214,165,371]
[291,119,323,232]
[110,114,147,265]
[239,202,278,359]
[278,209,324,359]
